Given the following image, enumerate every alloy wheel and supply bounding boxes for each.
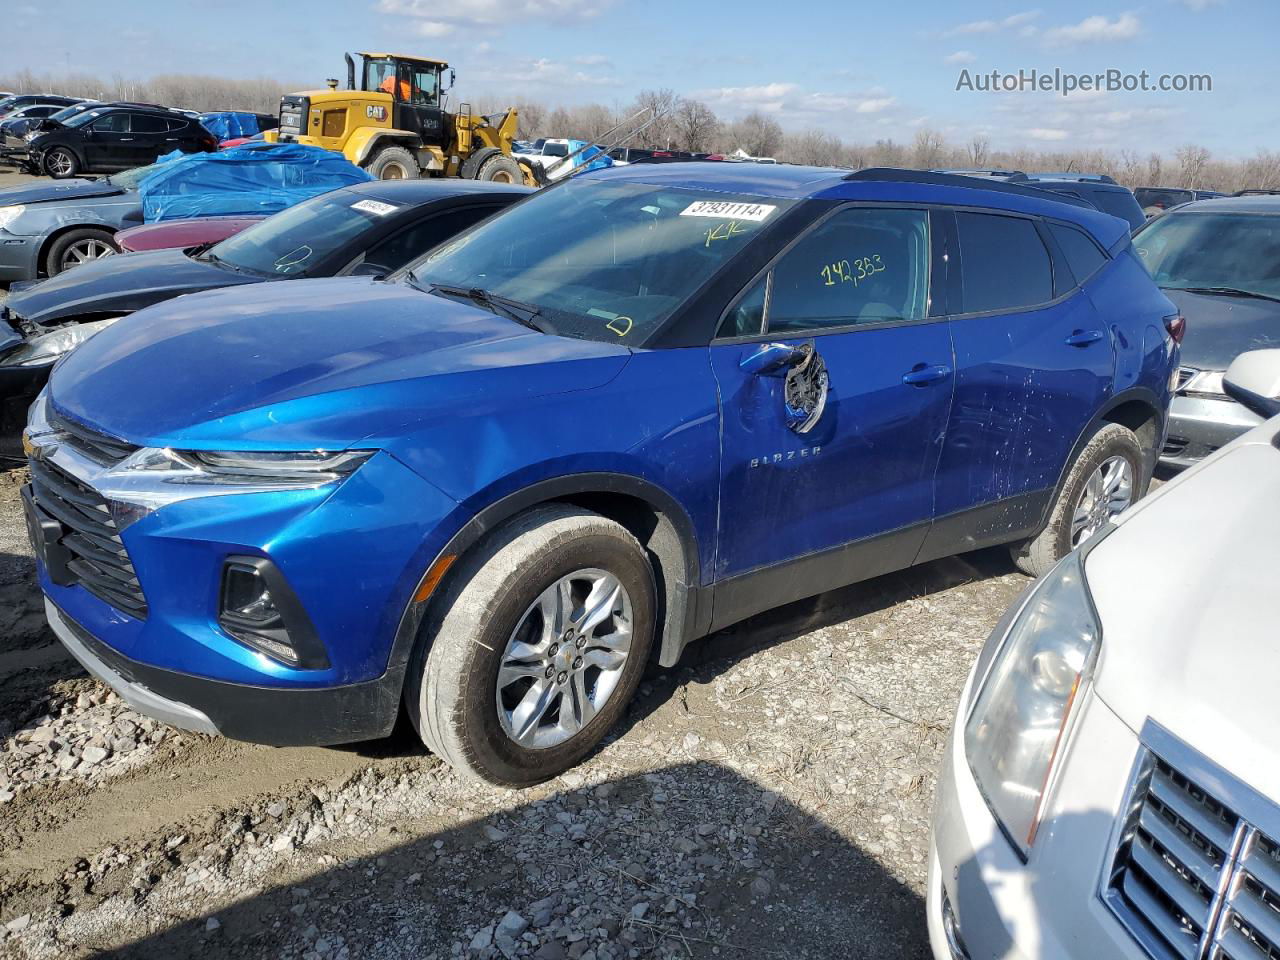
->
[62,239,115,270]
[496,568,633,750]
[1071,455,1133,547]
[47,150,74,177]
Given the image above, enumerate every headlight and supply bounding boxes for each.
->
[1183,369,1226,399]
[178,449,373,482]
[964,550,1101,857]
[0,204,26,231]
[0,317,121,368]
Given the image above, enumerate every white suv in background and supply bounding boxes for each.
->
[929,351,1280,960]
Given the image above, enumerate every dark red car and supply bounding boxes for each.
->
[115,216,265,253]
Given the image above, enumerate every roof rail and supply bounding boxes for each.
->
[846,167,1096,209]
[932,168,1028,181]
[1024,172,1118,184]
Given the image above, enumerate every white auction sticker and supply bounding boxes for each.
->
[352,199,398,216]
[679,200,776,221]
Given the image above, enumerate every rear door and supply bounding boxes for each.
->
[707,205,954,625]
[921,209,1115,559]
[127,113,169,165]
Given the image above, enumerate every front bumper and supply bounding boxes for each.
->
[0,226,42,282]
[928,686,1148,959]
[1160,393,1262,471]
[47,599,405,745]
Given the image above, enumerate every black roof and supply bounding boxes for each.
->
[850,167,1096,209]
[348,178,533,205]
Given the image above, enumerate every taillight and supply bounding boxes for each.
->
[1164,313,1186,345]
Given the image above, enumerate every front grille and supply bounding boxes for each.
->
[1106,741,1280,960]
[27,457,147,618]
[49,408,137,466]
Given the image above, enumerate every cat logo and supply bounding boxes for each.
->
[366,105,388,121]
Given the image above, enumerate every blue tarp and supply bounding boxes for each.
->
[199,111,263,141]
[138,143,373,222]
[567,140,612,172]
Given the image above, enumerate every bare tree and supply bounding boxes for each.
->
[912,128,947,169]
[967,135,990,168]
[629,88,680,149]
[673,99,718,153]
[1175,144,1211,189]
[1146,153,1164,185]
[728,112,784,158]
[785,129,842,166]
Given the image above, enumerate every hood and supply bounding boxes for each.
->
[49,277,632,449]
[0,177,125,207]
[1089,425,1280,804]
[1165,288,1280,370]
[6,248,255,327]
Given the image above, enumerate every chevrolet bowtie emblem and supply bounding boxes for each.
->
[21,430,54,460]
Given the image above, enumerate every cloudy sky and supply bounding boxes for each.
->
[9,0,1275,154]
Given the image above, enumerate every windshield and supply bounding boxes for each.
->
[47,104,90,123]
[1090,189,1144,225]
[104,163,164,189]
[543,142,569,157]
[209,189,394,276]
[408,178,794,344]
[1135,212,1280,300]
[1134,188,1194,210]
[63,108,108,129]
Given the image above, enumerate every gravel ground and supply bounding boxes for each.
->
[0,161,1030,956]
[0,454,1029,958]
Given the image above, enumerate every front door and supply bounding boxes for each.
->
[392,62,447,146]
[85,113,132,170]
[708,206,954,628]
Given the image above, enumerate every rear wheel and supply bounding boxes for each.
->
[44,147,79,179]
[1011,422,1146,576]
[365,145,419,180]
[45,228,117,276]
[406,505,656,786]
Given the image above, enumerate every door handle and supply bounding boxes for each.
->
[1065,329,1104,347]
[901,363,951,386]
[119,138,134,142]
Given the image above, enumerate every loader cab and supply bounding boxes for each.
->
[358,53,448,147]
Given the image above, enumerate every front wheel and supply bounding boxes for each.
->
[364,145,419,180]
[44,147,80,179]
[407,505,655,786]
[45,228,117,276]
[1011,422,1147,576]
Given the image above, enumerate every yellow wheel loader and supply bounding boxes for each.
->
[264,52,538,184]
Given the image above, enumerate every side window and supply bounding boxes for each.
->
[956,212,1053,314]
[765,208,931,334]
[131,114,167,134]
[165,117,190,132]
[91,113,130,134]
[412,68,439,106]
[364,206,497,271]
[719,275,768,338]
[1048,222,1108,285]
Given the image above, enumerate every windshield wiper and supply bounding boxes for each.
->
[1174,286,1280,304]
[427,283,553,334]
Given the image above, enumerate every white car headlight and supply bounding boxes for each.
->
[0,317,122,368]
[964,549,1102,856]
[0,204,26,231]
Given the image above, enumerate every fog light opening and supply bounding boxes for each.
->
[218,557,328,669]
[941,888,973,960]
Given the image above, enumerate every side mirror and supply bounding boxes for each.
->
[1223,348,1280,418]
[739,342,802,377]
[350,261,389,279]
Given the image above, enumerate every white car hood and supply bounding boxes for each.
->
[1088,421,1280,802]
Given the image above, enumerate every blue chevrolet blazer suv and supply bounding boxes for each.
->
[22,164,1181,785]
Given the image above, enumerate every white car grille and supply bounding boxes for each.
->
[1105,728,1280,960]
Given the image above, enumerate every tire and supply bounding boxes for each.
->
[407,505,656,786]
[1011,422,1147,577]
[44,147,80,179]
[475,154,523,184]
[364,145,419,180]
[458,147,500,180]
[45,228,118,276]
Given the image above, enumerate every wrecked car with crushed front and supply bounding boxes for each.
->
[22,163,1179,786]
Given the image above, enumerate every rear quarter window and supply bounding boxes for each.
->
[956,212,1054,314]
[1048,222,1108,285]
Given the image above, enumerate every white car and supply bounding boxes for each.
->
[928,350,1280,960]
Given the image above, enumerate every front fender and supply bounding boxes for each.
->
[345,127,420,167]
